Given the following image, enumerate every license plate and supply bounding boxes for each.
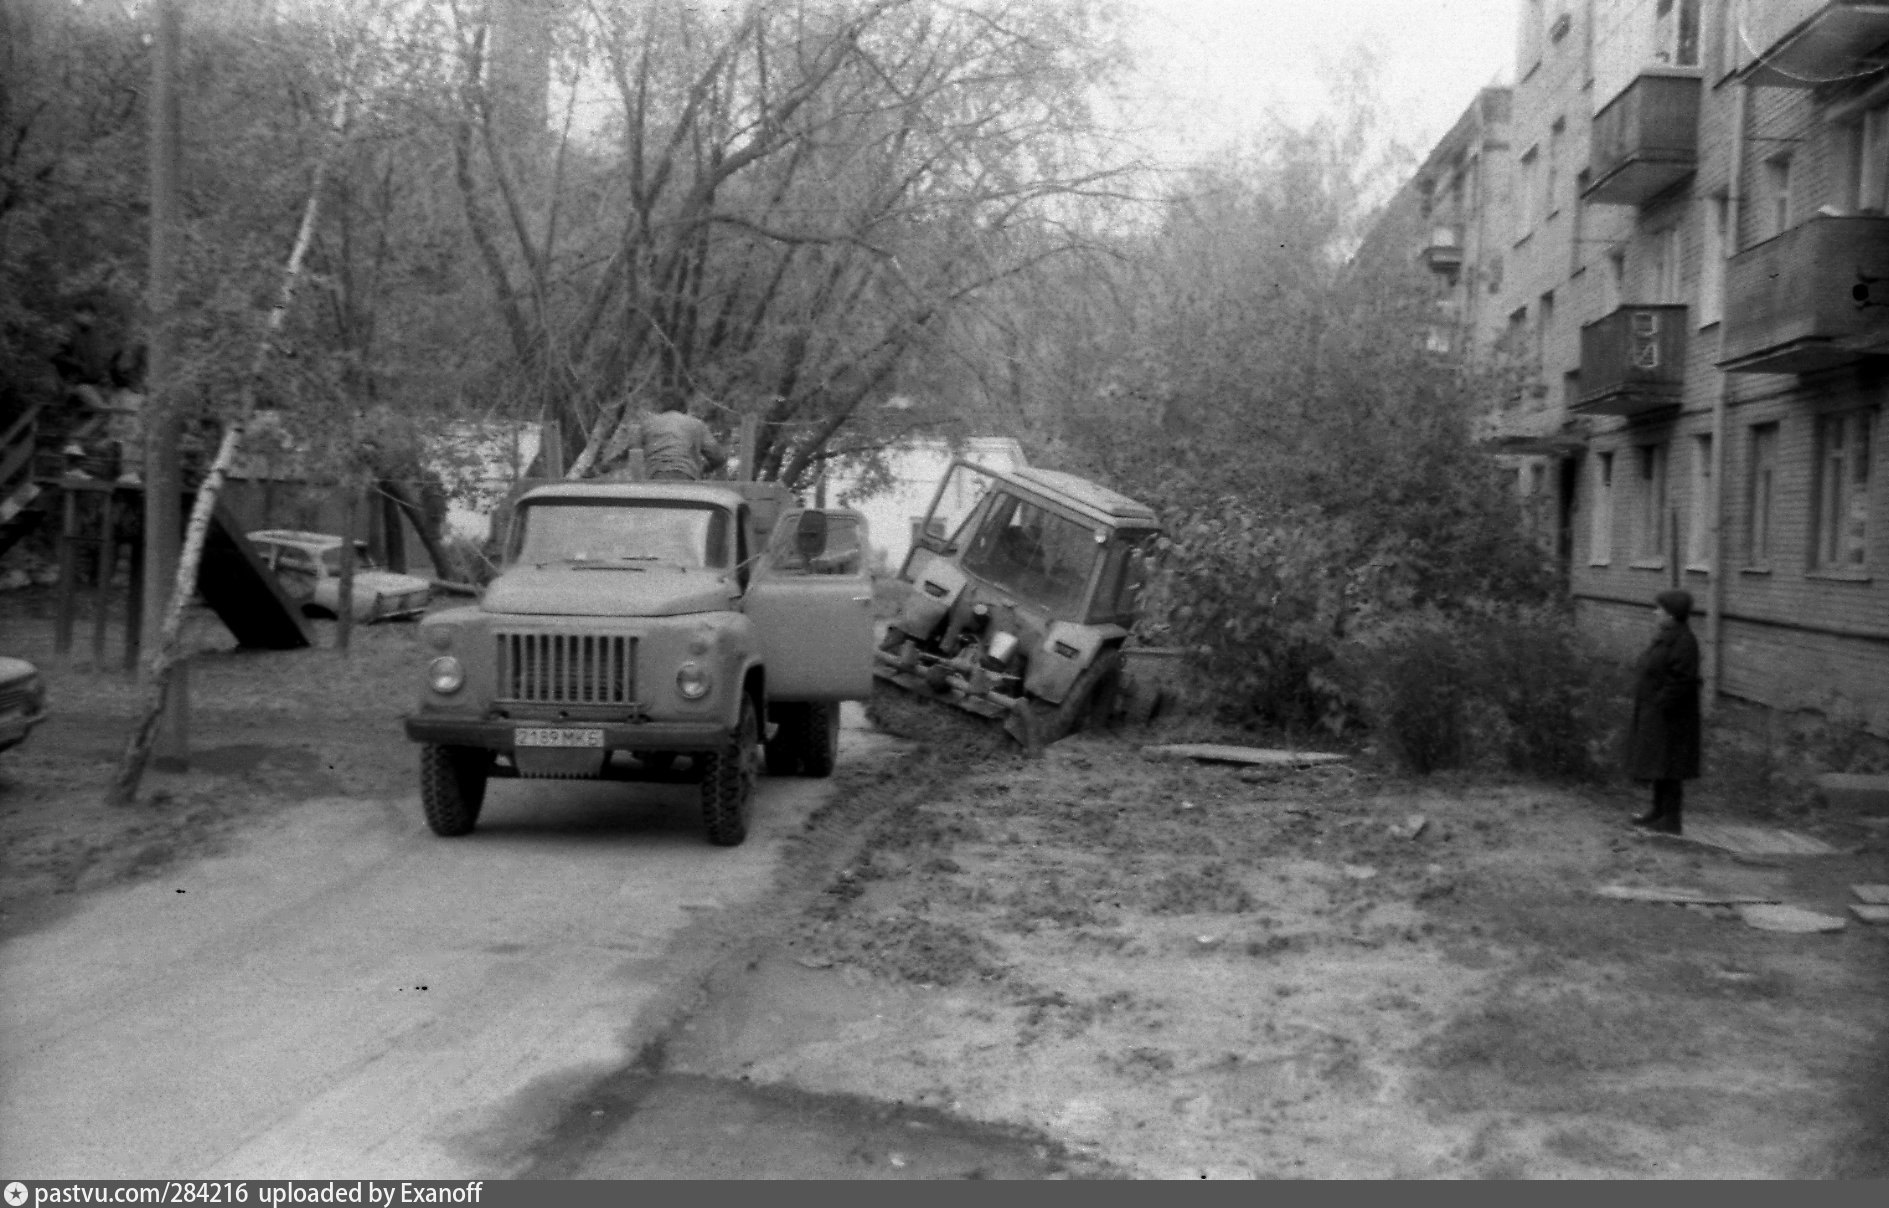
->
[515,727,604,748]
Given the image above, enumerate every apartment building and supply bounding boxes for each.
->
[1403,0,1889,737]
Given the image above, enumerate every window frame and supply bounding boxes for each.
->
[1745,422,1779,571]
[1850,104,1889,213]
[1589,450,1615,566]
[1687,432,1714,572]
[1763,154,1793,239]
[1634,442,1671,566]
[1699,194,1727,328]
[1810,407,1876,575]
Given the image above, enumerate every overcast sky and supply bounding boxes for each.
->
[1124,0,1519,166]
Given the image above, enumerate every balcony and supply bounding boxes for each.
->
[1576,305,1687,416]
[1740,2,1889,89]
[1720,215,1889,375]
[1421,226,1465,276]
[1582,73,1700,207]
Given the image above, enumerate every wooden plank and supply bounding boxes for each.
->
[1850,904,1889,925]
[1850,884,1889,905]
[1594,884,1779,906]
[1142,743,1349,767]
[1737,903,1847,933]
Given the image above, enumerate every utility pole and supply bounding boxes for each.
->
[143,0,188,773]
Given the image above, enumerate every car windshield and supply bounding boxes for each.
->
[511,500,731,570]
[960,493,1101,614]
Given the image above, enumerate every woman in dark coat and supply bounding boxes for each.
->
[1625,589,1702,834]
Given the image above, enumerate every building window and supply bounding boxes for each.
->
[1650,224,1683,304]
[1590,451,1614,565]
[1521,0,1547,74]
[1571,170,1591,272]
[1849,104,1889,213]
[1699,194,1727,327]
[1813,408,1875,571]
[1637,443,1670,561]
[1519,146,1540,235]
[1605,247,1626,313]
[1655,0,1701,67]
[1537,290,1556,371]
[1746,422,1778,568]
[1546,118,1564,216]
[1763,155,1793,239]
[1687,433,1714,570]
[1719,0,1743,76]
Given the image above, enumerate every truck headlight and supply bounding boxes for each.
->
[428,656,465,694]
[676,661,712,700]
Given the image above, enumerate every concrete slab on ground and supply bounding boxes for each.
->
[1671,822,1842,857]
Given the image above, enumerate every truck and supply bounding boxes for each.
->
[403,479,874,846]
[873,460,1161,749]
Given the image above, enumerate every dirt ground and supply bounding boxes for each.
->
[6,583,1889,1178]
[0,588,427,939]
[665,729,1889,1179]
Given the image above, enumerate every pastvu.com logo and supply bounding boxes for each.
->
[4,1181,28,1207]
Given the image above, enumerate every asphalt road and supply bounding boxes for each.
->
[0,717,876,1179]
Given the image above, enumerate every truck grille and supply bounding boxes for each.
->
[496,633,636,705]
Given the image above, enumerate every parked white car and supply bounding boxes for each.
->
[247,530,431,623]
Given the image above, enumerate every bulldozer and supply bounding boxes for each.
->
[873,459,1162,750]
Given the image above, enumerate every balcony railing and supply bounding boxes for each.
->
[1739,2,1889,89]
[1421,228,1465,275]
[1582,73,1700,207]
[1720,215,1889,375]
[1576,305,1687,416]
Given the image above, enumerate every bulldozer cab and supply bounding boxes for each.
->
[876,459,1159,750]
[903,460,1157,624]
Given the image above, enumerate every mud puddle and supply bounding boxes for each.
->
[520,1069,1102,1179]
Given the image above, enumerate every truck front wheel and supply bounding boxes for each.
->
[420,744,489,836]
[699,694,760,846]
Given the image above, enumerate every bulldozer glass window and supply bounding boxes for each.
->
[512,500,731,570]
[932,462,998,549]
[962,494,1100,614]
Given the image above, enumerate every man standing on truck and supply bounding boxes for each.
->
[609,394,727,481]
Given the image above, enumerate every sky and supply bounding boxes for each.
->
[1124,0,1520,167]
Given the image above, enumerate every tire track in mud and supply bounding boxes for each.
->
[512,724,1112,1179]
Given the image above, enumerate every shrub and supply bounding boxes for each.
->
[1337,603,1623,780]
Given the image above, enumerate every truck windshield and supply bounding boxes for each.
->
[511,501,731,569]
[960,493,1101,614]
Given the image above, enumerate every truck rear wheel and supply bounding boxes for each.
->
[420,744,489,836]
[699,694,760,846]
[764,703,807,775]
[763,701,841,777]
[801,701,840,777]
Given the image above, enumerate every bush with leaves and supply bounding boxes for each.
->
[1335,602,1627,779]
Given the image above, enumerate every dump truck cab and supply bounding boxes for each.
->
[404,480,873,845]
[876,461,1160,748]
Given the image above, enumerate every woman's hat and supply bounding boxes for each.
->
[1656,589,1693,621]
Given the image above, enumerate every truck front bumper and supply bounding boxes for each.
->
[403,714,733,752]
